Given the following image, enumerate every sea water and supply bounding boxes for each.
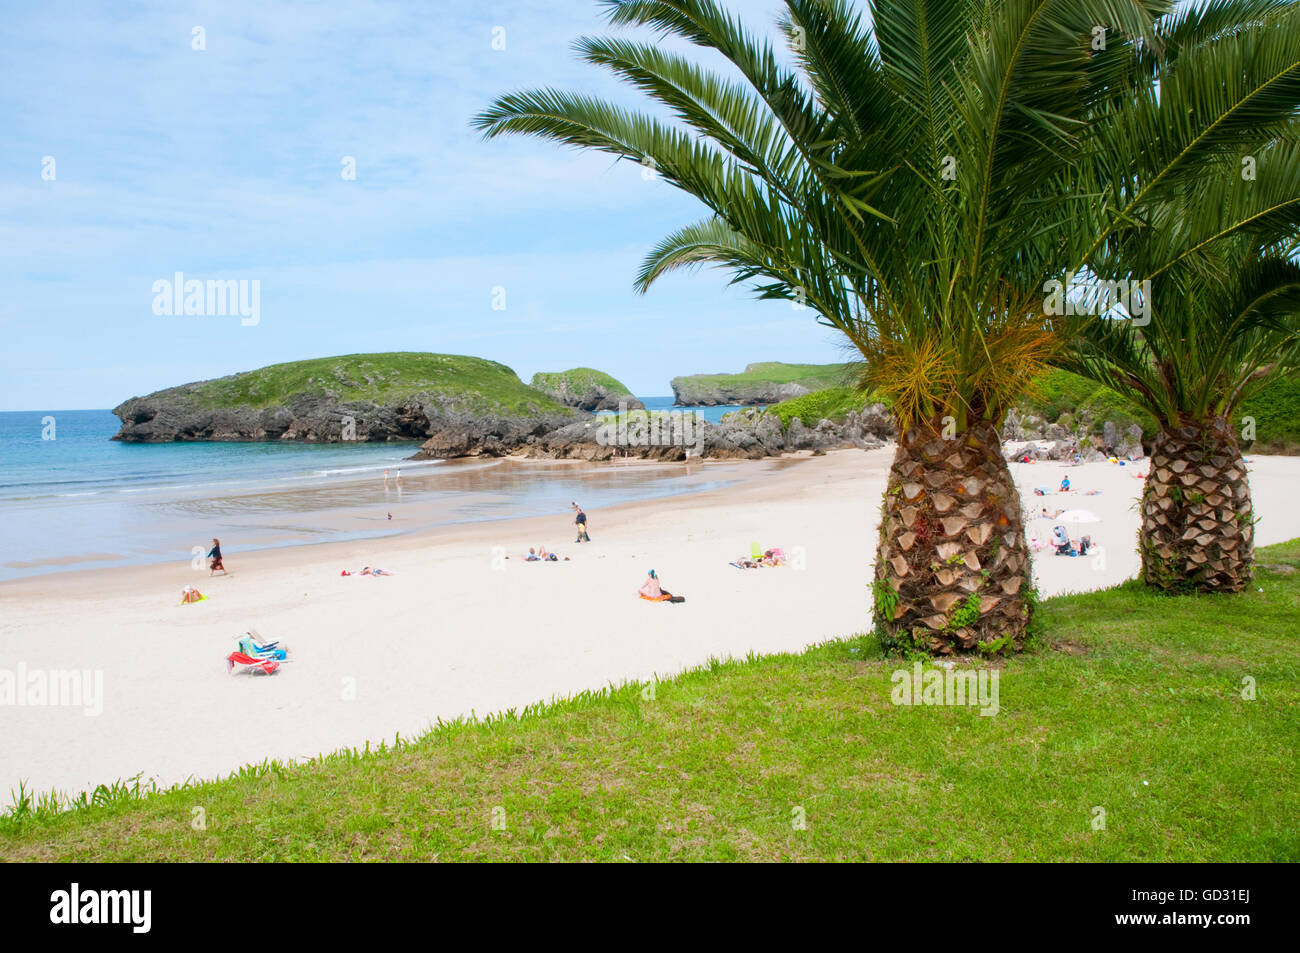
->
[0,402,755,579]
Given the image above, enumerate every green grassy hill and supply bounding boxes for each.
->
[529,367,641,410]
[671,362,856,405]
[675,361,855,391]
[1238,374,1300,452]
[1017,369,1300,451]
[5,540,1298,861]
[759,369,1300,452]
[765,386,885,429]
[124,352,572,417]
[531,368,634,397]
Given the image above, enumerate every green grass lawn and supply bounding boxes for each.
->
[4,541,1298,862]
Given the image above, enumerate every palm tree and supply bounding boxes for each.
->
[1059,204,1300,591]
[474,0,1300,652]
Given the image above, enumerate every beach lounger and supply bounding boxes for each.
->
[237,636,288,661]
[226,651,280,675]
[243,629,283,652]
[749,541,763,561]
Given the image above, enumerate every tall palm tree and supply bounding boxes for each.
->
[474,0,1300,652]
[1059,181,1300,591]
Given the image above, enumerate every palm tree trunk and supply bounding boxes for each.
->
[1140,417,1253,592]
[872,417,1032,654]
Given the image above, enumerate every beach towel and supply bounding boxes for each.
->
[226,651,279,675]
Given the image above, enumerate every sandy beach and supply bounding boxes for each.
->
[3,446,1299,803]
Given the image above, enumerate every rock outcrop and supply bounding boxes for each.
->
[530,368,644,412]
[519,405,893,461]
[111,353,585,456]
[1002,409,1146,461]
[670,361,854,406]
[114,389,582,454]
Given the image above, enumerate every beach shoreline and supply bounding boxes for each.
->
[0,452,797,585]
[4,447,1300,805]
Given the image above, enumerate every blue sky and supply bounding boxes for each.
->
[0,0,851,410]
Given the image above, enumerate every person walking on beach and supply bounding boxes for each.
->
[207,538,226,576]
[396,468,403,488]
[384,468,390,489]
[572,502,590,543]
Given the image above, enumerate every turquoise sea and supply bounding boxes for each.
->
[0,400,752,580]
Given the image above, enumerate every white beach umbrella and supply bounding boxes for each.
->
[1058,509,1101,524]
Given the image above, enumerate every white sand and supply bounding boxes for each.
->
[3,447,1298,802]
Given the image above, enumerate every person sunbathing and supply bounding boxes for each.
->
[639,570,666,598]
[1060,476,1072,492]
[638,569,684,602]
[360,566,394,575]
[1040,506,1063,519]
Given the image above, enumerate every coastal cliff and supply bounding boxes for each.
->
[530,368,644,412]
[523,404,895,461]
[670,361,855,406]
[111,352,584,456]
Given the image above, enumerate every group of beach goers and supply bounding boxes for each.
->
[12,448,1300,802]
[1025,475,1101,557]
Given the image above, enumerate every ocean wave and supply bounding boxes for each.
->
[311,460,443,477]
